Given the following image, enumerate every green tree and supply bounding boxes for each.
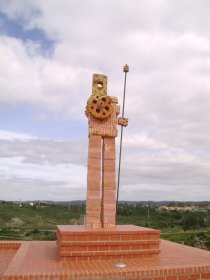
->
[182,212,206,230]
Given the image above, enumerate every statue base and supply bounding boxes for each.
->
[56,225,160,261]
[1,238,210,279]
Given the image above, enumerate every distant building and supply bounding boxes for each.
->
[158,206,196,212]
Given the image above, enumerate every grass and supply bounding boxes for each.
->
[0,203,84,229]
[0,202,209,250]
[161,231,210,250]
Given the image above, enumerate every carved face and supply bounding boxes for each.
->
[92,74,107,96]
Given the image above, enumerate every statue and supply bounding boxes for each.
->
[57,67,160,263]
[85,73,128,228]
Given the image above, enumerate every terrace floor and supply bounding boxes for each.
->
[0,239,210,279]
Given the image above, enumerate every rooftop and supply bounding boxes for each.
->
[1,239,210,279]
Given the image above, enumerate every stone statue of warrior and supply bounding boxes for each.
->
[85,73,128,228]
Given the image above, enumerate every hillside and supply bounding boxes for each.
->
[0,201,209,250]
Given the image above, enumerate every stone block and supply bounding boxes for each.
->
[104,150,115,159]
[103,181,116,189]
[103,159,115,167]
[87,181,100,190]
[103,137,115,144]
[88,158,101,167]
[89,134,102,144]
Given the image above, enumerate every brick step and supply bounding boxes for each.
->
[57,233,160,242]
[57,236,160,243]
[57,225,161,262]
[59,250,160,261]
[0,242,21,250]
[59,248,160,257]
[58,242,160,254]
[57,239,160,247]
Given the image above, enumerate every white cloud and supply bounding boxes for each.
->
[0,156,86,183]
[123,132,168,151]
[0,155,87,201]
[0,130,36,141]
[0,178,86,201]
[119,184,209,202]
[0,1,209,201]
[0,36,88,118]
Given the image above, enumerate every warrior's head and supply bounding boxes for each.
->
[92,74,107,96]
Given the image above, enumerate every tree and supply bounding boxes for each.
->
[182,212,206,230]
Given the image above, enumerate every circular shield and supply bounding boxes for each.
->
[87,95,114,120]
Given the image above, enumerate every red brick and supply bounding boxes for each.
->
[88,235,99,241]
[190,273,202,279]
[103,159,115,167]
[103,138,115,146]
[99,235,109,241]
[201,273,210,279]
[102,181,116,189]
[178,276,188,280]
[89,137,101,144]
[98,245,109,251]
[110,235,119,241]
[88,158,101,167]
[121,235,131,241]
[103,151,115,160]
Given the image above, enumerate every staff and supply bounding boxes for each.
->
[116,64,129,207]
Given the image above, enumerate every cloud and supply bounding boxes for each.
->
[0,178,86,201]
[0,130,36,141]
[0,129,87,165]
[0,138,87,201]
[0,131,87,201]
[0,35,89,119]
[119,185,209,202]
[0,1,209,201]
[0,156,86,182]
[0,129,209,201]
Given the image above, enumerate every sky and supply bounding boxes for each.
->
[0,0,209,201]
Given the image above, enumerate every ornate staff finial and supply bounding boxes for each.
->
[123,64,129,73]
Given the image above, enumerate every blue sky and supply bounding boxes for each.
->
[0,10,54,55]
[0,104,86,139]
[0,0,210,201]
[0,10,86,141]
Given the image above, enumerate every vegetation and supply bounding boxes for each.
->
[0,201,209,250]
[0,202,85,240]
[162,232,210,249]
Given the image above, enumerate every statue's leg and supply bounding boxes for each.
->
[86,135,102,228]
[101,137,116,228]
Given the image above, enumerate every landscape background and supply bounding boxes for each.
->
[0,200,209,251]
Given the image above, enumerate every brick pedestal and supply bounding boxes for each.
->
[56,225,160,261]
[1,239,210,279]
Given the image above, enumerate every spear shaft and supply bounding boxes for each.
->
[116,65,129,207]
